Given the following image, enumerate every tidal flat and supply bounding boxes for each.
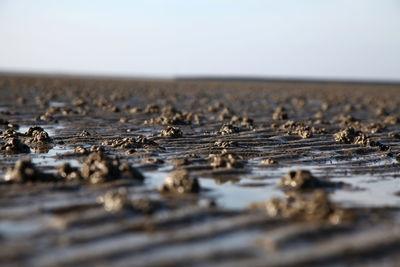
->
[1,75,400,266]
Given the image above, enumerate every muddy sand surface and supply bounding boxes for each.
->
[1,74,400,266]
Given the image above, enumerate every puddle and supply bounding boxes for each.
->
[6,134,400,211]
[143,160,400,210]
[144,166,281,209]
[127,127,157,137]
[332,175,400,208]
[328,156,398,166]
[30,145,79,167]
[201,178,283,209]
[143,170,169,188]
[49,101,66,108]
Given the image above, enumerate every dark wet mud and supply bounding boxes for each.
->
[1,75,400,266]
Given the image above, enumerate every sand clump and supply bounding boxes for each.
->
[4,152,144,184]
[108,137,137,152]
[218,124,240,135]
[384,115,399,125]
[334,127,365,144]
[102,136,162,152]
[210,150,244,169]
[159,169,200,194]
[80,152,144,184]
[214,139,238,148]
[218,107,234,120]
[272,107,288,120]
[2,129,19,138]
[24,126,53,152]
[97,188,163,214]
[144,104,160,114]
[334,127,390,151]
[250,190,353,224]
[56,163,82,181]
[25,126,52,144]
[80,130,91,137]
[161,126,183,138]
[280,170,342,190]
[4,158,56,183]
[1,137,30,154]
[230,115,254,128]
[261,158,278,165]
[144,106,199,125]
[279,121,313,139]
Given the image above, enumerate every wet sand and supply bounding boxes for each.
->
[1,74,400,266]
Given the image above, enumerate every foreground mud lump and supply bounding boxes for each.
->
[4,158,56,183]
[56,163,82,180]
[159,169,200,194]
[250,190,353,224]
[0,137,30,154]
[81,152,144,184]
[280,169,340,190]
[98,188,163,214]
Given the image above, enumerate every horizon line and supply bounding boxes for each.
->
[0,70,400,86]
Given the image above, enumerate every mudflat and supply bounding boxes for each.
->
[1,74,400,266]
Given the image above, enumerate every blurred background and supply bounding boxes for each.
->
[0,0,399,81]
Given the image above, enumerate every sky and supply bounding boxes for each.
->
[0,0,399,81]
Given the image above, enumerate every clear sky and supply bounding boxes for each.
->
[0,0,399,81]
